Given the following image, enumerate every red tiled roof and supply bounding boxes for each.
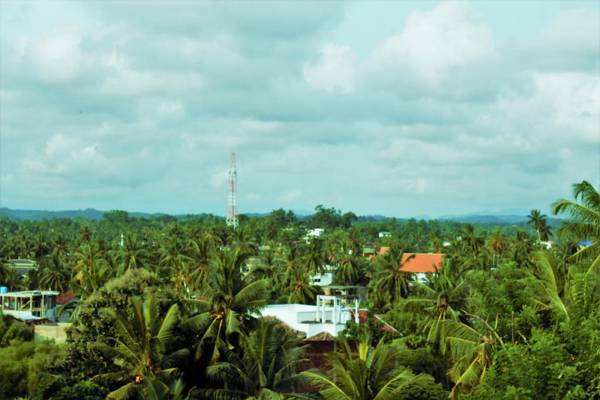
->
[56,290,77,305]
[401,253,444,273]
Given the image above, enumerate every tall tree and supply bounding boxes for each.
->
[186,248,268,363]
[369,246,413,311]
[399,267,467,351]
[442,318,504,399]
[39,254,68,292]
[302,338,425,400]
[198,317,304,399]
[95,296,180,400]
[552,180,600,272]
[527,209,552,242]
[487,231,507,267]
[73,242,108,297]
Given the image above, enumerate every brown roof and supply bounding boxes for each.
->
[56,290,77,305]
[304,331,337,342]
[401,253,444,273]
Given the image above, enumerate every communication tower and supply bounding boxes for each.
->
[226,152,238,229]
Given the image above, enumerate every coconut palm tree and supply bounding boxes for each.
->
[159,235,194,276]
[398,268,467,350]
[531,250,600,323]
[442,318,504,399]
[246,245,287,302]
[326,230,364,285]
[120,234,148,271]
[487,231,507,268]
[187,231,220,291]
[39,254,68,292]
[333,253,363,285]
[369,246,413,311]
[531,251,569,321]
[286,263,318,304]
[186,248,268,363]
[95,295,180,400]
[197,317,304,399]
[527,209,552,242]
[302,338,425,400]
[282,248,318,304]
[302,238,326,275]
[552,180,600,272]
[510,231,534,268]
[51,233,70,259]
[73,242,108,296]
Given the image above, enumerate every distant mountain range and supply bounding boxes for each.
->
[0,207,561,225]
[439,211,562,225]
[0,207,166,221]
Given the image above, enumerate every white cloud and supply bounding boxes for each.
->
[532,72,600,142]
[539,8,600,58]
[29,26,83,83]
[1,1,598,215]
[367,1,495,95]
[492,72,600,145]
[23,134,106,176]
[303,44,356,93]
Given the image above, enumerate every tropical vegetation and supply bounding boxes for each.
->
[0,182,598,399]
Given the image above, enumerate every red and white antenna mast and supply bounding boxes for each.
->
[226,152,238,229]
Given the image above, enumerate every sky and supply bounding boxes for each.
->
[0,1,599,218]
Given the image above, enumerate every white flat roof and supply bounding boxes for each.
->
[0,290,59,297]
[259,303,319,313]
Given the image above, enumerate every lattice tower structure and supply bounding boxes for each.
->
[226,152,238,229]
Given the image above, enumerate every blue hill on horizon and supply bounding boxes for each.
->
[0,207,561,225]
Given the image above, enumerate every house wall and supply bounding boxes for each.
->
[34,323,71,344]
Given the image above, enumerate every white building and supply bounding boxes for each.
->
[6,259,38,279]
[378,231,392,238]
[258,295,357,337]
[0,290,59,322]
[310,265,334,286]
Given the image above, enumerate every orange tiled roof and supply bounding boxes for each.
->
[377,247,444,273]
[401,253,443,273]
[377,246,390,256]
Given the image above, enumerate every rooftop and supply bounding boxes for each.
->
[0,290,60,298]
[401,253,444,273]
[377,247,444,273]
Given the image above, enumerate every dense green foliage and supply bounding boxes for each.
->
[0,180,598,399]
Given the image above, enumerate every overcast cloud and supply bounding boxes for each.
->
[0,1,598,217]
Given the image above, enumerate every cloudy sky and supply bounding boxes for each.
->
[0,1,598,217]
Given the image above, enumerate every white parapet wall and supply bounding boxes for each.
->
[257,297,355,337]
[34,323,71,344]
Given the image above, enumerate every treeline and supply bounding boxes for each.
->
[0,181,598,399]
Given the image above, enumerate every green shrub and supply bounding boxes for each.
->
[0,314,34,346]
[397,374,448,400]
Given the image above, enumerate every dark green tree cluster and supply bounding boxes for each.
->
[0,180,598,399]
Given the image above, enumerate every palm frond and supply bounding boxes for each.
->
[300,371,352,400]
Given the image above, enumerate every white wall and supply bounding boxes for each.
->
[258,303,351,337]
